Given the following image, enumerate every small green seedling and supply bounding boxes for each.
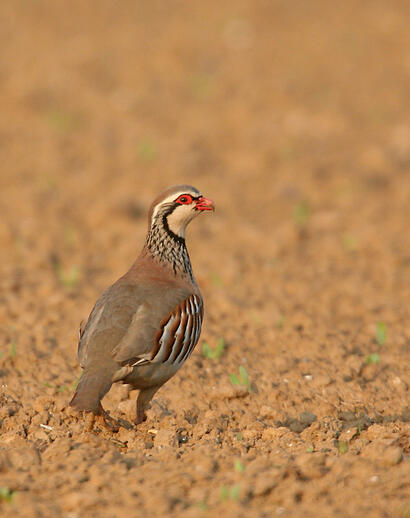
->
[376,322,387,345]
[236,432,243,441]
[230,366,252,392]
[219,486,229,501]
[306,446,314,453]
[196,501,208,511]
[202,338,225,360]
[280,142,295,161]
[343,235,357,251]
[337,441,348,454]
[210,273,223,286]
[137,138,157,163]
[0,487,15,503]
[56,264,80,289]
[251,312,262,325]
[46,108,80,133]
[63,226,78,247]
[275,316,286,329]
[189,73,213,101]
[230,484,240,501]
[293,200,310,226]
[234,460,245,473]
[366,353,380,365]
[9,343,16,358]
[219,484,241,502]
[0,343,17,358]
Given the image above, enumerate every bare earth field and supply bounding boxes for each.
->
[0,1,409,517]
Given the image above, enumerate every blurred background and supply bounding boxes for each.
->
[1,0,409,306]
[1,0,409,269]
[0,1,409,517]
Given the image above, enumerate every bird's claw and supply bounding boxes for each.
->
[134,412,147,426]
[86,409,120,433]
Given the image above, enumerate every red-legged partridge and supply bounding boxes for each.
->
[70,185,214,429]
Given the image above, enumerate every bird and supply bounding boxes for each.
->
[70,185,214,431]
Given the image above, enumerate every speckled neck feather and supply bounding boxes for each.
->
[143,211,194,281]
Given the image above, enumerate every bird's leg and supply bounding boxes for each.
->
[135,386,160,426]
[98,403,120,432]
[86,411,97,432]
[119,383,132,401]
[85,404,120,433]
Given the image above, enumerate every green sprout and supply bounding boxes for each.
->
[210,273,223,286]
[137,138,157,163]
[230,484,241,501]
[376,322,387,345]
[251,312,262,325]
[46,108,81,133]
[0,343,17,358]
[63,226,78,247]
[293,200,310,226]
[343,235,357,251]
[275,316,286,329]
[230,366,252,392]
[219,486,229,501]
[0,487,15,503]
[365,353,380,365]
[219,484,241,502]
[196,501,208,511]
[234,459,245,473]
[280,142,295,161]
[189,73,213,101]
[56,264,80,289]
[337,441,348,454]
[202,338,225,360]
[306,446,314,453]
[236,432,243,441]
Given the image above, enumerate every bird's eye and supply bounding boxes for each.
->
[176,194,193,205]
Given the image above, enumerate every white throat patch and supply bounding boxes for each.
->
[166,204,197,237]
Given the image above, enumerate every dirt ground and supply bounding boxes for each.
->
[0,1,409,517]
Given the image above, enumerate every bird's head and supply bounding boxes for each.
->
[148,185,214,240]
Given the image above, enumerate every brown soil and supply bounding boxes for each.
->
[0,1,409,517]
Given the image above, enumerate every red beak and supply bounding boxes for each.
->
[195,196,215,211]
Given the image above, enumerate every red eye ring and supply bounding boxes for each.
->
[176,194,193,205]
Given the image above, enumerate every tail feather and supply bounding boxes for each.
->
[70,371,112,413]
